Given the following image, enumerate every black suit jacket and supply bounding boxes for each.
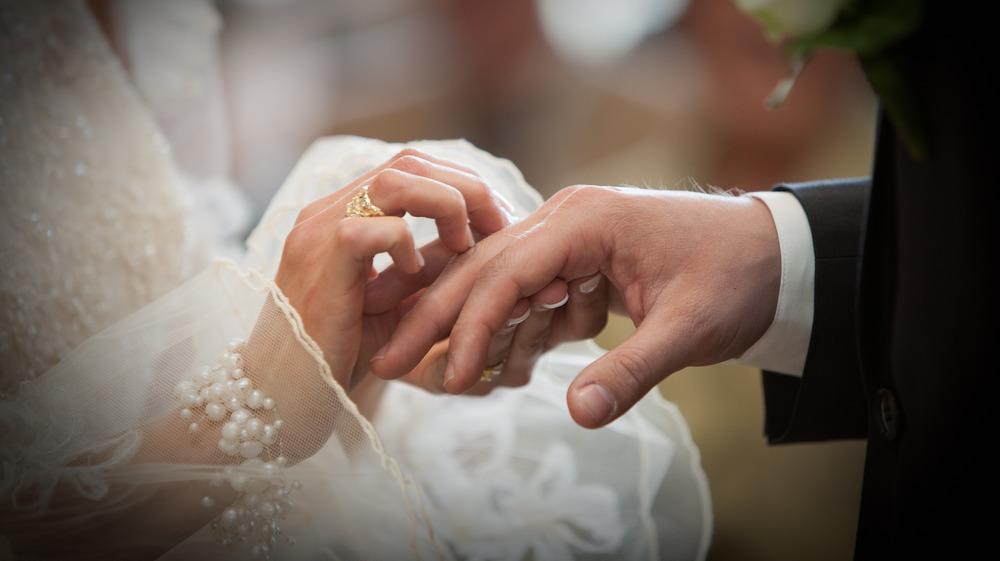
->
[759,2,998,558]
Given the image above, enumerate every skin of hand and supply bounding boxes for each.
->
[274,148,511,395]
[368,184,781,428]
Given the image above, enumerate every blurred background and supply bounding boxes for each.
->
[213,0,875,558]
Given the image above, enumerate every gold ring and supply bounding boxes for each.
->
[481,360,506,383]
[345,186,385,218]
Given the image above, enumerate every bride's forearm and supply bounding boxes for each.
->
[4,295,353,560]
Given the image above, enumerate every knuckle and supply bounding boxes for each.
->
[613,348,656,396]
[295,204,315,224]
[394,147,424,160]
[332,216,371,247]
[466,171,490,195]
[390,153,427,176]
[559,184,600,204]
[283,219,318,254]
[370,168,405,195]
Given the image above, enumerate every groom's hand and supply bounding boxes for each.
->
[369,185,782,428]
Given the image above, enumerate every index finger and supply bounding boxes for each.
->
[370,195,605,385]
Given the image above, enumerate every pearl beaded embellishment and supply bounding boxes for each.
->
[175,338,298,558]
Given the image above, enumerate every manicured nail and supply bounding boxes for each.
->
[466,224,476,249]
[371,343,388,363]
[576,383,616,426]
[506,307,531,327]
[443,363,456,391]
[535,293,569,311]
[415,248,425,269]
[578,274,602,294]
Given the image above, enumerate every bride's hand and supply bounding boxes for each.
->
[274,148,511,392]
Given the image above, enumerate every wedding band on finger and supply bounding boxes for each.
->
[481,360,506,383]
[345,186,385,218]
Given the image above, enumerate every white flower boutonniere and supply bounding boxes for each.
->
[736,0,928,160]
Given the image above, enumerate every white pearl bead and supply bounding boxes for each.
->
[218,438,239,456]
[239,440,264,459]
[221,507,239,527]
[273,419,283,430]
[258,501,276,519]
[221,421,240,441]
[245,389,264,409]
[229,367,244,380]
[275,456,287,467]
[236,378,252,393]
[226,394,244,412]
[209,382,228,402]
[205,402,226,421]
[246,418,264,439]
[201,495,214,508]
[228,339,246,353]
[243,493,260,508]
[188,422,199,433]
[262,397,275,410]
[260,425,275,445]
[229,474,247,492]
[223,351,242,370]
[231,408,250,425]
[179,408,193,420]
[198,367,212,384]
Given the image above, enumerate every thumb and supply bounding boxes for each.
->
[567,322,683,428]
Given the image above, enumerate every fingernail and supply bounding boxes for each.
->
[506,307,531,327]
[371,344,387,363]
[579,274,602,294]
[466,224,476,249]
[415,248,425,269]
[534,293,569,311]
[443,363,456,391]
[576,383,616,426]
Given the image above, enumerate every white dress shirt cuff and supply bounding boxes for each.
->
[730,191,814,376]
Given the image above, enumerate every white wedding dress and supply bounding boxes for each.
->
[0,2,711,560]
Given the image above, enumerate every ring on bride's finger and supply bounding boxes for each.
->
[481,360,506,383]
[345,186,385,218]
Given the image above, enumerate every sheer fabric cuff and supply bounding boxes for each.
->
[731,191,814,376]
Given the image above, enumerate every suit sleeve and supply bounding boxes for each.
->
[762,178,871,443]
